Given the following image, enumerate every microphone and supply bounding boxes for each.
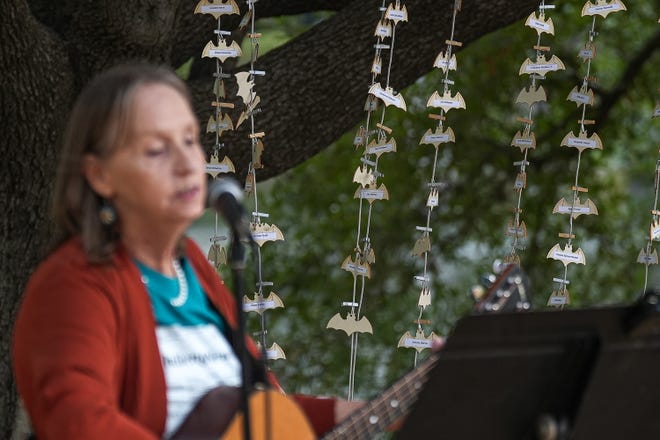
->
[207,178,252,243]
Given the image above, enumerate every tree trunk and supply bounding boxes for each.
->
[0,0,538,436]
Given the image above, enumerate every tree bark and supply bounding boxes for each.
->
[0,0,543,436]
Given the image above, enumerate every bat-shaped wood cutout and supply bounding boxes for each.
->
[213,78,226,98]
[250,223,284,247]
[243,291,285,315]
[637,248,658,266]
[372,54,382,76]
[398,329,438,353]
[366,137,397,158]
[525,11,555,36]
[427,188,439,208]
[357,244,376,265]
[547,288,570,306]
[385,0,408,24]
[238,9,252,30]
[516,84,547,106]
[235,72,255,106]
[202,39,242,62]
[374,19,392,40]
[353,165,376,187]
[206,113,234,136]
[368,83,407,111]
[578,42,597,63]
[354,183,389,204]
[419,126,455,148]
[561,130,603,152]
[194,0,240,19]
[581,0,627,18]
[547,243,586,267]
[354,126,367,147]
[553,197,599,218]
[341,255,371,278]
[235,96,261,129]
[205,154,236,178]
[519,54,566,77]
[418,287,432,309]
[257,342,286,361]
[567,85,595,107]
[252,139,264,169]
[505,220,527,238]
[364,95,379,112]
[427,90,466,113]
[412,235,431,257]
[650,219,660,241]
[511,130,536,152]
[433,50,457,73]
[207,242,227,268]
[514,172,527,190]
[244,171,255,197]
[327,311,373,336]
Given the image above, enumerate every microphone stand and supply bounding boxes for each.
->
[228,234,253,440]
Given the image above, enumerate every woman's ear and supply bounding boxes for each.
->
[83,154,114,198]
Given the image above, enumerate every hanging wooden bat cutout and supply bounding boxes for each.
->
[561,130,603,152]
[578,42,597,63]
[368,83,407,111]
[398,329,438,352]
[207,241,227,268]
[519,54,566,77]
[419,126,455,148]
[364,95,379,112]
[374,19,392,40]
[412,235,431,257]
[650,218,660,241]
[514,172,527,190]
[637,248,658,266]
[213,78,226,98]
[235,72,256,106]
[250,223,284,247]
[202,39,242,62]
[547,243,587,267]
[427,189,439,208]
[341,255,372,279]
[238,9,252,30]
[511,129,536,152]
[567,85,595,107]
[581,0,627,19]
[385,0,408,24]
[516,84,547,106]
[354,183,390,204]
[327,311,373,336]
[548,288,570,306]
[525,11,555,36]
[372,55,382,76]
[505,221,527,239]
[194,0,240,19]
[252,139,264,169]
[257,342,286,361]
[243,291,285,315]
[553,197,599,218]
[235,96,261,129]
[427,90,466,113]
[206,114,234,136]
[433,50,457,73]
[366,137,397,158]
[418,287,432,309]
[205,154,236,178]
[353,166,376,187]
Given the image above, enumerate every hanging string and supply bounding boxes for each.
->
[546,0,627,308]
[326,0,408,400]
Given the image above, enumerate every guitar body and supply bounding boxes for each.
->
[221,390,315,440]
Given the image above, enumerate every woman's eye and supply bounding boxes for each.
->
[146,145,167,156]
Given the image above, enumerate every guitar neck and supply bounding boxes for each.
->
[322,355,438,440]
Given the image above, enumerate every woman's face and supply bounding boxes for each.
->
[89,83,207,233]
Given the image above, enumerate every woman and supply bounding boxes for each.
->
[12,64,355,439]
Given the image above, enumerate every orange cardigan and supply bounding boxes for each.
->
[13,237,334,439]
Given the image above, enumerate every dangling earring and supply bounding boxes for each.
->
[99,199,117,226]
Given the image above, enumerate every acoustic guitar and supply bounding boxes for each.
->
[174,263,529,440]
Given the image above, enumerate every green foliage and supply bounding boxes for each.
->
[195,5,659,402]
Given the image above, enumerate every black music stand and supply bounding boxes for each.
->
[398,291,660,439]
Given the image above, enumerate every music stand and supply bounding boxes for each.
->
[398,295,660,439]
